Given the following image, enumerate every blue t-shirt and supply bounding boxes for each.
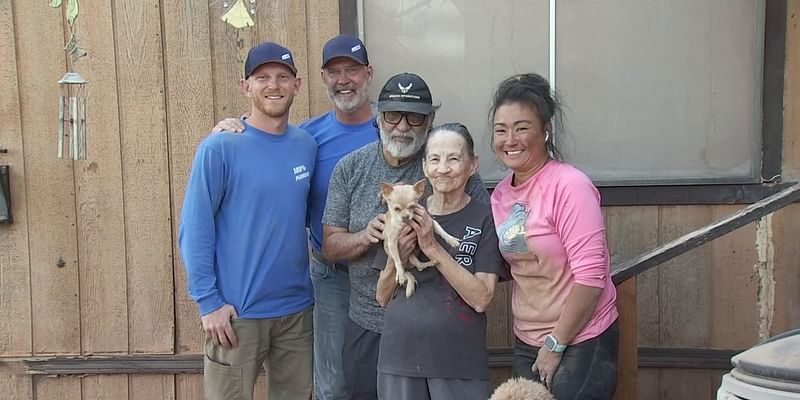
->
[179,122,317,318]
[299,110,377,252]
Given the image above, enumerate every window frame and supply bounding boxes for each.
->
[339,0,787,205]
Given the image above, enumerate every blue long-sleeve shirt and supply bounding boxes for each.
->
[179,122,316,318]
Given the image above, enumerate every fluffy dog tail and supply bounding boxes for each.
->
[489,377,555,400]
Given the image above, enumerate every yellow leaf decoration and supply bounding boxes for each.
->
[66,0,79,25]
[49,0,63,8]
[221,0,254,29]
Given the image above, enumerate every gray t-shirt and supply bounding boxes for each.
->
[377,198,508,380]
[323,141,489,333]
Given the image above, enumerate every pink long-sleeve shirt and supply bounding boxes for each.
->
[491,160,618,347]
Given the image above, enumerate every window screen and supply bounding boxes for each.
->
[363,0,765,185]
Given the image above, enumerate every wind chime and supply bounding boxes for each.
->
[52,0,88,160]
[222,0,257,29]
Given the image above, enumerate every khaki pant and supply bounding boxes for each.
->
[203,307,313,400]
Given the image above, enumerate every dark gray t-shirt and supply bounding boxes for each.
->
[322,141,489,333]
[376,198,507,380]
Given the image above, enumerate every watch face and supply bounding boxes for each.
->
[544,335,556,351]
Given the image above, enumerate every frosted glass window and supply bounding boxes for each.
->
[363,0,765,185]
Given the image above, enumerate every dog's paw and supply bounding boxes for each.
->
[404,273,417,297]
[444,236,460,248]
[395,268,407,286]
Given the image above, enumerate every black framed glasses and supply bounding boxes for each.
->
[382,111,427,127]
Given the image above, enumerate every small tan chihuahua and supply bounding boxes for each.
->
[380,179,461,297]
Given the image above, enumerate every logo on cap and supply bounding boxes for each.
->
[281,53,291,60]
[351,44,362,52]
[398,82,412,94]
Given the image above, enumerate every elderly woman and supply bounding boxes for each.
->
[490,73,619,399]
[375,123,507,400]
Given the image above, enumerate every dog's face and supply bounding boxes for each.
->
[380,179,426,224]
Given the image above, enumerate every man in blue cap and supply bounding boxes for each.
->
[212,34,376,400]
[181,41,316,399]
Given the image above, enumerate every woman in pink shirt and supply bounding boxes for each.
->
[490,73,619,399]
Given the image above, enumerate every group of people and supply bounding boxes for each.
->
[179,34,619,400]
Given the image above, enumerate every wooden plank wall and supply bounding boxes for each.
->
[0,1,798,400]
[0,0,339,398]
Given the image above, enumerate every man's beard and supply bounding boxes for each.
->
[328,80,370,113]
[254,95,292,119]
[380,125,427,159]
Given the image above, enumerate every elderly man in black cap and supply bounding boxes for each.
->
[321,72,489,400]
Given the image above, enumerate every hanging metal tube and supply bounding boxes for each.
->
[78,96,87,159]
[58,95,65,158]
[70,96,78,160]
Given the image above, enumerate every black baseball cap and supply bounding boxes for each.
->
[322,34,369,67]
[244,41,297,78]
[377,73,434,115]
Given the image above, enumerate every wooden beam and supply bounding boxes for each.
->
[612,181,800,284]
[6,346,739,375]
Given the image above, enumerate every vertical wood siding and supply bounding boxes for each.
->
[0,1,797,399]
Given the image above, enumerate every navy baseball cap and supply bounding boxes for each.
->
[322,34,369,67]
[377,73,435,115]
[244,41,297,78]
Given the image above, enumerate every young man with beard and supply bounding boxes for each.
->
[179,42,316,400]
[322,72,490,399]
[211,34,377,400]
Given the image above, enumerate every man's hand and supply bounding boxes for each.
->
[211,117,245,133]
[201,304,239,348]
[358,213,385,245]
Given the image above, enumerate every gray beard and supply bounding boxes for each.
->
[380,128,427,159]
[331,90,368,113]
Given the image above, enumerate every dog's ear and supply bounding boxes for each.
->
[379,181,393,200]
[412,179,426,196]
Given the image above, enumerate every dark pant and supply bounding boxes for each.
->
[377,372,490,400]
[512,321,619,400]
[342,318,381,400]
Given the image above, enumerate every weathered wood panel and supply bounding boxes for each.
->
[73,0,129,355]
[306,0,341,116]
[605,205,659,400]
[175,374,203,400]
[208,5,255,121]
[114,0,175,355]
[129,374,175,400]
[605,206,660,347]
[258,0,311,125]
[655,206,715,399]
[770,204,800,334]
[709,205,758,348]
[16,0,81,356]
[773,0,800,334]
[658,369,718,399]
[0,363,31,400]
[81,375,128,400]
[486,281,512,348]
[33,375,80,400]
[657,206,713,347]
[783,0,799,180]
[162,0,216,355]
[614,279,637,400]
[0,0,31,357]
